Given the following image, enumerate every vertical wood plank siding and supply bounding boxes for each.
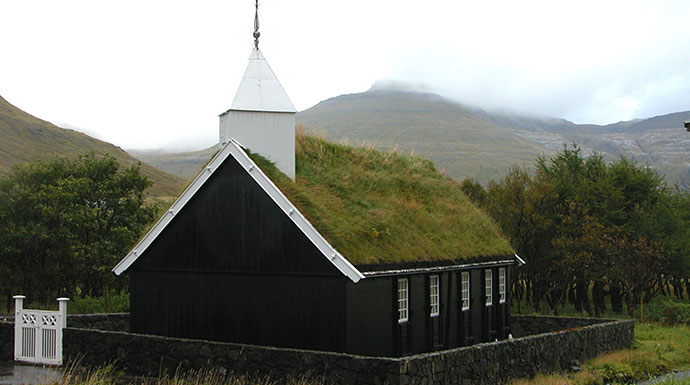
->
[129,154,346,351]
[130,271,346,351]
[342,267,512,356]
[131,152,336,274]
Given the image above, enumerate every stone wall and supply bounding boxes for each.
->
[398,319,634,385]
[0,316,634,385]
[62,328,400,385]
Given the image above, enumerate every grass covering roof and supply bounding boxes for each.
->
[251,133,514,267]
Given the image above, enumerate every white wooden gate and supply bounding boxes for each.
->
[13,295,69,366]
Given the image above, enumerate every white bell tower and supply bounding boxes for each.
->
[219,1,296,180]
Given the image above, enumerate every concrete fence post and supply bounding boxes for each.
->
[13,295,26,362]
[13,295,25,317]
[57,298,69,328]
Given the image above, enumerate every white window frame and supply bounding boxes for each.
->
[398,278,409,323]
[499,267,506,304]
[485,269,493,306]
[461,271,470,311]
[430,275,440,317]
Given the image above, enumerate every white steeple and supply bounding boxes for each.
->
[229,48,296,113]
[219,1,296,180]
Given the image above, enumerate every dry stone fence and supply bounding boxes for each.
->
[0,314,634,385]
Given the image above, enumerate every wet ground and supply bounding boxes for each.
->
[638,369,690,384]
[0,362,62,385]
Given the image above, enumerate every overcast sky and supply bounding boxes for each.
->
[2,0,689,151]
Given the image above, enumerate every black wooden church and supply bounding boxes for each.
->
[113,9,523,357]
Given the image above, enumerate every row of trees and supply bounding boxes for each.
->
[0,154,157,311]
[463,145,690,317]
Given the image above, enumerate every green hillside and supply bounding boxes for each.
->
[0,95,184,199]
[253,133,514,266]
[297,89,553,184]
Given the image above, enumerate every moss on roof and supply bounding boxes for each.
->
[250,133,514,266]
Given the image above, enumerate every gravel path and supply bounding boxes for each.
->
[0,362,62,385]
[638,370,690,384]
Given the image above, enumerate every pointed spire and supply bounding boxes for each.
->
[253,0,260,49]
[229,49,296,112]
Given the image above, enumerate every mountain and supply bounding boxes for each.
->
[0,95,184,199]
[297,88,690,188]
[297,89,551,184]
[128,146,219,181]
[120,88,690,189]
[502,110,690,187]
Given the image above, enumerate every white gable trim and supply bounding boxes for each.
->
[515,254,526,266]
[112,139,365,283]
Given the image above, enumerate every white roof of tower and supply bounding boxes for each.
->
[227,48,296,113]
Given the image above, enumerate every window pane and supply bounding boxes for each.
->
[485,269,493,306]
[430,275,439,316]
[461,271,470,311]
[499,268,506,303]
[398,278,409,323]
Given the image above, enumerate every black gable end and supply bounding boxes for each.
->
[131,152,339,276]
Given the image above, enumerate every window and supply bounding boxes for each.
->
[499,268,506,303]
[485,269,493,306]
[398,278,409,323]
[430,275,440,317]
[461,271,470,311]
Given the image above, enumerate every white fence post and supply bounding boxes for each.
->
[13,295,25,313]
[57,298,69,328]
[13,295,26,362]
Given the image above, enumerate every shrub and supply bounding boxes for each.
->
[643,298,690,325]
[69,290,129,314]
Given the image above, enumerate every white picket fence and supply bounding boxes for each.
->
[13,295,69,366]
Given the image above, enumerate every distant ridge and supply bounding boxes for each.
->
[297,88,551,184]
[296,87,690,188]
[128,146,220,180]
[120,88,690,189]
[0,95,184,199]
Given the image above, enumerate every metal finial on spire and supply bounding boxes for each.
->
[253,0,260,49]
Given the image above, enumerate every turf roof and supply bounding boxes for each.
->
[250,133,514,267]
